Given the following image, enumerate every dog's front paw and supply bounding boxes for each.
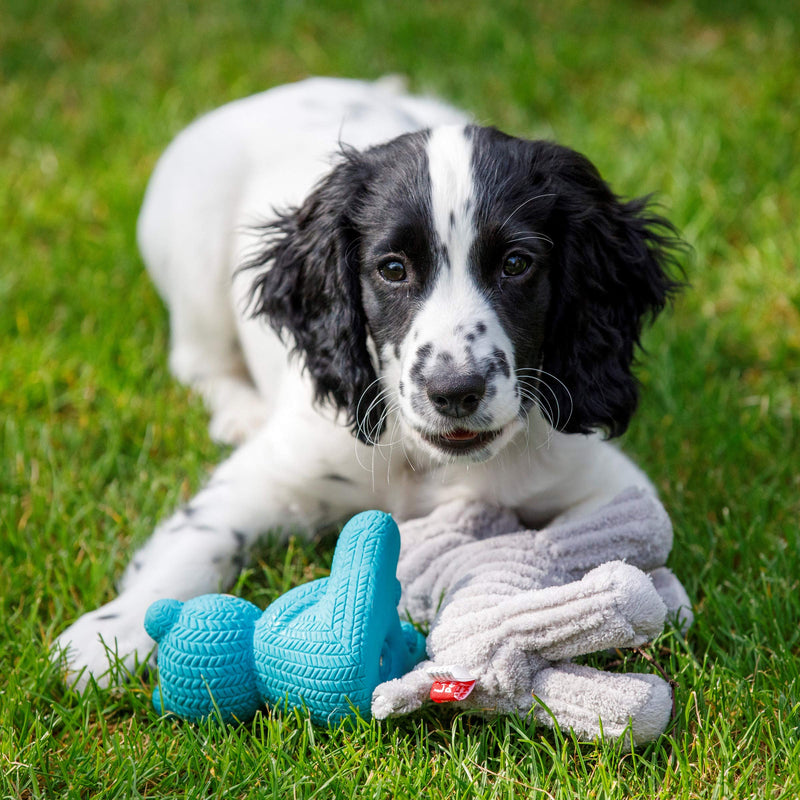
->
[52,596,157,691]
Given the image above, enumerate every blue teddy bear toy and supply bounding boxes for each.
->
[144,510,426,725]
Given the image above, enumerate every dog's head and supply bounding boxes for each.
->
[248,124,682,462]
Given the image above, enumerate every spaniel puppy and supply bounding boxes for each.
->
[55,77,681,689]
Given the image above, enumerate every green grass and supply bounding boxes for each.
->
[2,0,799,797]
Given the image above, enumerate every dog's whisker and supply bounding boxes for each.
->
[498,193,557,232]
[505,233,554,249]
[518,380,559,432]
[515,368,574,432]
[353,390,394,478]
[516,375,562,449]
[355,379,389,440]
[356,381,393,446]
[382,415,399,485]
[518,388,557,445]
[518,386,554,430]
[369,404,408,453]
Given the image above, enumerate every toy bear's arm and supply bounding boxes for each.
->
[428,561,666,664]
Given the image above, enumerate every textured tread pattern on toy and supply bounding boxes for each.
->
[253,510,416,724]
[145,510,425,726]
[145,594,262,723]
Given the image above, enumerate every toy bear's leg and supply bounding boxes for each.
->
[529,662,673,747]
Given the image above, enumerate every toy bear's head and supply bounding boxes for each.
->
[146,594,263,723]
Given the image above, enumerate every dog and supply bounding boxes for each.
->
[54,77,682,690]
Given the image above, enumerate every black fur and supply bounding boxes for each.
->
[467,128,683,437]
[246,148,384,442]
[533,142,684,436]
[246,132,432,443]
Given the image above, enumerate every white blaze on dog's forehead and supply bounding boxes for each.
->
[426,125,475,272]
[412,125,500,350]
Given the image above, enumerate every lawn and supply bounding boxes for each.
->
[2,0,799,797]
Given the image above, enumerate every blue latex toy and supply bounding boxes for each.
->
[144,510,426,725]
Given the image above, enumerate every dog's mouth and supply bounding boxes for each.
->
[420,427,501,455]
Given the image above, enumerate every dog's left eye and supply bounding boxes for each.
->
[501,254,532,277]
[378,259,408,283]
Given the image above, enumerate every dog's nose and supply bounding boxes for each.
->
[426,372,486,418]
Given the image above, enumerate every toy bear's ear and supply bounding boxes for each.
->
[144,598,183,642]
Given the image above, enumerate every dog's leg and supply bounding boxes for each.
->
[166,295,270,447]
[52,412,363,691]
[139,181,271,446]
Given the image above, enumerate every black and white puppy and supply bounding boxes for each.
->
[55,77,681,689]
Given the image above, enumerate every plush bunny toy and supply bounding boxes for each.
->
[373,488,692,747]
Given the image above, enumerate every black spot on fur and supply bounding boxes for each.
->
[490,348,511,379]
[323,473,354,484]
[409,343,433,386]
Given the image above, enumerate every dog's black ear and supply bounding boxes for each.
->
[540,146,684,438]
[245,151,384,443]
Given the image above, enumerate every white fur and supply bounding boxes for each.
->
[54,78,653,690]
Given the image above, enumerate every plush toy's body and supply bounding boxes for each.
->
[374,488,693,746]
[146,489,692,745]
[144,510,425,725]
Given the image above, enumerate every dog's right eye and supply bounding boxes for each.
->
[378,259,407,283]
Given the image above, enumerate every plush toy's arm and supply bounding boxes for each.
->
[429,561,666,665]
[371,660,437,719]
[528,487,674,581]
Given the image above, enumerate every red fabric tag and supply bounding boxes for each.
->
[430,679,476,703]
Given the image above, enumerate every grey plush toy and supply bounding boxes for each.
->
[372,488,692,747]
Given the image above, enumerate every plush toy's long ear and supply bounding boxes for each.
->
[245,152,384,443]
[539,146,684,438]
